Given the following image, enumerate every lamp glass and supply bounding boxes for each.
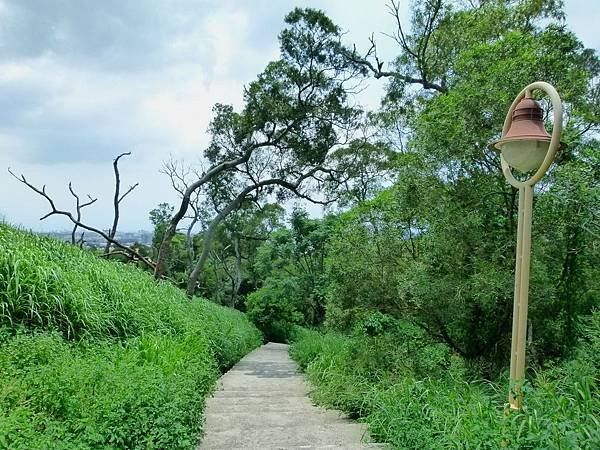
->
[499,139,549,172]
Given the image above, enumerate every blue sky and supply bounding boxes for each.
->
[1,0,598,231]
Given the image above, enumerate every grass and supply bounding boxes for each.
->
[0,223,262,449]
[290,315,600,449]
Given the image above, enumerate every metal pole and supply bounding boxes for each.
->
[508,184,533,409]
[509,187,524,391]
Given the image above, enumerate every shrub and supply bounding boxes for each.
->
[0,331,215,449]
[290,313,600,449]
[245,278,304,342]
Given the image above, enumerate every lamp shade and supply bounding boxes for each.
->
[491,97,551,172]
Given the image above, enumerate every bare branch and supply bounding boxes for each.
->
[68,181,97,244]
[118,183,139,203]
[105,152,138,254]
[8,168,155,269]
[343,0,447,93]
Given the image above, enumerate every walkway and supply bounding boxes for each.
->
[199,342,383,450]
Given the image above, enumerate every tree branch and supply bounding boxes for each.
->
[68,182,97,245]
[105,152,138,255]
[8,168,155,270]
[343,0,447,93]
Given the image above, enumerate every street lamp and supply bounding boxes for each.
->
[490,81,563,410]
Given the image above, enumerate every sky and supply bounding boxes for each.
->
[1,0,598,232]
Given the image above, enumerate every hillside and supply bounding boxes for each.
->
[0,223,262,449]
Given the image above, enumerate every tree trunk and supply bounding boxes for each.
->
[154,147,255,280]
[71,224,78,245]
[231,235,242,307]
[185,177,300,296]
[186,217,198,273]
[105,152,138,255]
[186,192,248,296]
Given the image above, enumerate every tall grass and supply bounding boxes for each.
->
[0,223,262,448]
[290,316,600,449]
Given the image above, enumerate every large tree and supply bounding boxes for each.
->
[155,8,362,284]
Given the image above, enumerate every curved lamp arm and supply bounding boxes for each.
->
[500,81,563,188]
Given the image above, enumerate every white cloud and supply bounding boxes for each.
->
[140,76,238,151]
[0,1,283,230]
[203,8,250,78]
[0,61,33,82]
[0,131,27,149]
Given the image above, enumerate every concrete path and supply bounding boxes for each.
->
[199,342,383,450]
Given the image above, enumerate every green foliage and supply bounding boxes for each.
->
[149,203,174,254]
[199,202,285,307]
[0,331,214,449]
[290,311,600,449]
[149,203,189,279]
[246,208,331,339]
[246,278,304,343]
[324,0,600,368]
[325,139,396,207]
[288,2,599,447]
[0,223,261,448]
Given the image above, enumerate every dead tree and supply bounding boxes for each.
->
[8,168,154,270]
[67,182,97,244]
[76,231,86,248]
[104,152,139,255]
[344,0,448,93]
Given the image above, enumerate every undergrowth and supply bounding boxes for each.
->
[290,313,599,449]
[0,224,262,449]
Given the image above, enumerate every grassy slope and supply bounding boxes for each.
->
[0,223,262,449]
[290,318,599,449]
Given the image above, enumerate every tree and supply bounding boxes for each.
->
[149,203,174,257]
[252,208,331,326]
[160,158,208,272]
[66,182,97,245]
[325,139,396,208]
[185,169,335,296]
[197,202,283,307]
[154,7,362,282]
[151,8,364,295]
[401,4,599,363]
[326,0,599,368]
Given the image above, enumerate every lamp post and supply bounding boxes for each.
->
[490,81,563,410]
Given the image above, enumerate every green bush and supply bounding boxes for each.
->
[0,224,262,448]
[245,278,304,342]
[0,331,215,449]
[290,313,600,449]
